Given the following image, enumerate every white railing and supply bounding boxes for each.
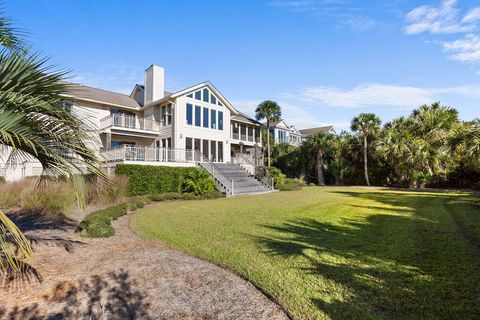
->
[101,146,201,163]
[195,150,234,196]
[100,114,163,132]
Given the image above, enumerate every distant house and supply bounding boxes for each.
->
[299,126,335,140]
[265,120,303,147]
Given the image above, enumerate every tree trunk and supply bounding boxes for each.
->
[317,150,325,185]
[363,135,371,186]
[267,120,271,167]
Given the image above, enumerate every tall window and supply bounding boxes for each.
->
[211,109,216,129]
[203,88,209,102]
[186,103,193,125]
[218,141,223,162]
[211,95,217,105]
[210,140,217,162]
[218,111,223,130]
[194,91,201,100]
[203,107,209,128]
[195,105,201,127]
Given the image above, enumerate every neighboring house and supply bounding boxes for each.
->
[299,126,335,140]
[266,120,303,147]
[0,65,264,182]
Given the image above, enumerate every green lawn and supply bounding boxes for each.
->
[131,187,480,320]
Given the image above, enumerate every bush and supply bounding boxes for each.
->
[202,190,224,199]
[116,164,213,196]
[183,168,215,195]
[308,183,316,186]
[21,182,76,217]
[86,175,128,205]
[277,178,304,191]
[77,203,129,238]
[266,166,286,186]
[182,193,197,200]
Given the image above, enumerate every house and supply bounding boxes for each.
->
[299,126,335,140]
[266,120,303,147]
[0,65,274,195]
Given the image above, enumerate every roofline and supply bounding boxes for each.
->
[61,94,141,111]
[231,117,261,126]
[144,81,238,114]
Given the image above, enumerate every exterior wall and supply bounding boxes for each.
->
[173,93,231,162]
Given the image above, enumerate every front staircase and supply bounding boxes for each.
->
[214,163,274,196]
[196,151,275,196]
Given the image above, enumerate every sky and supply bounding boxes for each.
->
[7,0,480,131]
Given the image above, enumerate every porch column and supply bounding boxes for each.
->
[106,133,111,149]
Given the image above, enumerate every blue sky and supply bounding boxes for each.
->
[7,0,480,130]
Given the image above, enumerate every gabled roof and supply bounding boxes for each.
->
[63,82,141,110]
[231,112,261,126]
[299,126,334,136]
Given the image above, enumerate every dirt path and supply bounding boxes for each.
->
[0,212,288,320]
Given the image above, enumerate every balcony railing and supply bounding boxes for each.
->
[101,146,203,163]
[100,114,163,132]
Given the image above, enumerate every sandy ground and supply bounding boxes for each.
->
[0,211,288,320]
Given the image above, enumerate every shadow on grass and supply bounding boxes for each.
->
[0,269,150,320]
[255,190,480,319]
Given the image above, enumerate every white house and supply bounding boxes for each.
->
[266,120,303,147]
[0,65,273,196]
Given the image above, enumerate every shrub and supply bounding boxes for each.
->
[182,193,197,200]
[21,182,76,217]
[116,164,213,196]
[266,166,286,186]
[183,168,215,195]
[202,190,224,199]
[77,203,129,238]
[86,175,128,205]
[308,183,316,186]
[277,178,304,191]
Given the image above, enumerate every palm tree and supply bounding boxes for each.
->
[304,133,336,185]
[255,100,281,167]
[351,113,381,186]
[0,13,105,273]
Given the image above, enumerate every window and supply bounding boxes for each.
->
[211,109,216,129]
[194,138,201,152]
[186,103,193,125]
[218,111,223,130]
[210,140,217,162]
[255,128,260,143]
[218,101,223,107]
[211,95,217,105]
[195,105,201,127]
[187,93,193,98]
[203,107,209,128]
[203,88,209,102]
[195,91,201,100]
[202,139,209,158]
[218,142,223,162]
[186,138,193,150]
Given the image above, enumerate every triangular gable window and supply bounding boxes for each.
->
[187,93,193,98]
[187,87,225,107]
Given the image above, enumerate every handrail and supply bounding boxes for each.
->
[195,150,234,196]
[234,153,274,191]
[99,114,163,131]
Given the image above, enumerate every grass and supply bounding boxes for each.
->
[131,187,480,320]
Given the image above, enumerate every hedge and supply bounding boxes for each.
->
[116,164,208,196]
[77,191,224,238]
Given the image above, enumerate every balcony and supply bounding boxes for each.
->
[101,146,201,163]
[100,114,163,133]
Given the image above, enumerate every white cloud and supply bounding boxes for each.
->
[269,0,376,32]
[443,34,480,63]
[404,0,478,35]
[295,83,480,108]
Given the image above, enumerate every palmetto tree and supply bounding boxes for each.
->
[304,132,336,185]
[351,113,381,186]
[255,100,281,167]
[0,14,104,273]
